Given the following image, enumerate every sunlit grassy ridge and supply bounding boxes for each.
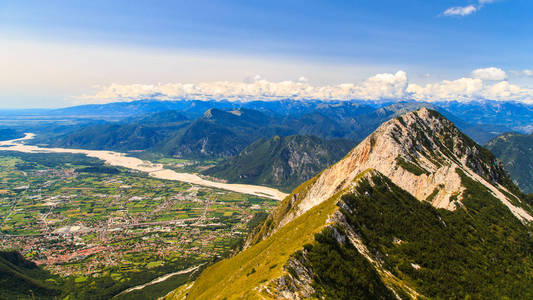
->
[247,173,320,246]
[173,170,378,300]
[170,164,533,299]
[181,186,340,299]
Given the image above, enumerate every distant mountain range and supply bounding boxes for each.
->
[435,100,533,133]
[37,99,532,132]
[47,111,191,152]
[38,100,528,159]
[35,99,530,125]
[169,108,533,299]
[6,98,532,199]
[487,132,533,193]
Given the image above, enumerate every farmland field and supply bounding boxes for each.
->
[0,151,276,298]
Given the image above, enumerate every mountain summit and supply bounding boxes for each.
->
[168,108,533,299]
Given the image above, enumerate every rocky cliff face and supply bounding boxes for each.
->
[174,167,533,299]
[203,135,354,192]
[259,108,531,240]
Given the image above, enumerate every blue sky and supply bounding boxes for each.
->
[1,0,532,107]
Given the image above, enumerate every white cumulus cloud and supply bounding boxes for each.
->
[407,78,484,102]
[483,81,520,99]
[407,76,533,103]
[471,67,507,81]
[356,71,409,99]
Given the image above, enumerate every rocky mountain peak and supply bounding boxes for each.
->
[177,108,533,300]
[264,108,531,238]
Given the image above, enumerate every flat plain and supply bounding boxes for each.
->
[0,151,276,298]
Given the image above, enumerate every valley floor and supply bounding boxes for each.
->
[0,134,287,200]
[0,140,278,298]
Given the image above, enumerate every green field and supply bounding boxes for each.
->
[0,151,276,299]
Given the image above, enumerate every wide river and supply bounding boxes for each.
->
[0,133,288,200]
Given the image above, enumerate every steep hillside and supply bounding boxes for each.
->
[171,170,533,299]
[254,108,531,242]
[51,122,189,151]
[0,251,61,299]
[0,128,23,141]
[487,132,533,193]
[49,110,191,151]
[203,135,355,192]
[154,109,294,158]
[167,108,533,299]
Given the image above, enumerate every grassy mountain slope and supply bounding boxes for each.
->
[50,109,191,151]
[167,108,533,299]
[166,174,344,300]
[0,251,61,299]
[486,132,533,193]
[203,135,355,192]
[51,122,188,151]
[170,170,533,299]
[154,109,295,158]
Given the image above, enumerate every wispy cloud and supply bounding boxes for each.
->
[442,0,497,17]
[443,5,477,17]
[509,69,533,77]
[78,68,533,104]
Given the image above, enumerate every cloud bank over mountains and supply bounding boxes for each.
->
[79,68,533,104]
